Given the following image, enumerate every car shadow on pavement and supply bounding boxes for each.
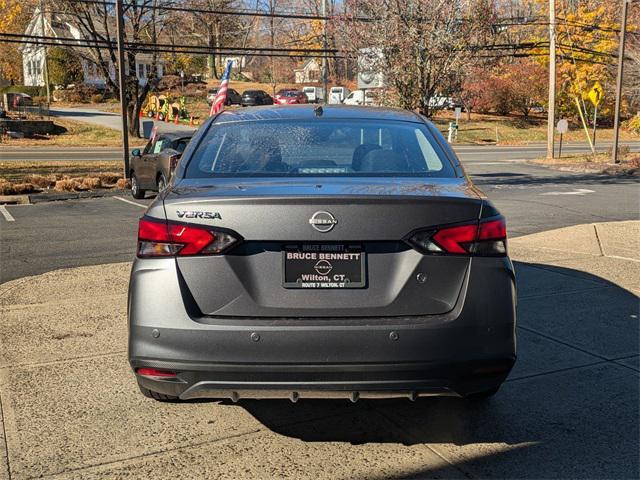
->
[237,261,639,478]
[49,109,115,117]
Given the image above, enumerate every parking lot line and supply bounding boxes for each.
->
[113,196,147,209]
[0,205,15,222]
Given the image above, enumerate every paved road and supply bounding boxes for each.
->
[50,106,197,133]
[2,141,639,162]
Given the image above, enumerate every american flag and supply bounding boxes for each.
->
[209,60,234,117]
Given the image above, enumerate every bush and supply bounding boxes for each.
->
[54,84,100,103]
[623,115,640,135]
[158,75,182,90]
[81,177,102,190]
[90,93,103,103]
[21,174,57,188]
[54,179,82,191]
[116,178,131,189]
[0,180,41,195]
[97,172,122,185]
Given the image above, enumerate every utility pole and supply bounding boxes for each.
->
[39,0,50,105]
[546,0,556,159]
[612,0,630,164]
[321,0,328,104]
[115,0,130,178]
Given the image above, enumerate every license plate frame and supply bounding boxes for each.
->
[282,244,366,289]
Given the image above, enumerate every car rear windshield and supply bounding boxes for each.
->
[184,119,456,178]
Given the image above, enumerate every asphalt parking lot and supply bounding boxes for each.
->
[0,221,637,479]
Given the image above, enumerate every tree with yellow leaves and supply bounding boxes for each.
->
[0,0,33,85]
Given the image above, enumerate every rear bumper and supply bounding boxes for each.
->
[128,257,517,400]
[134,358,515,401]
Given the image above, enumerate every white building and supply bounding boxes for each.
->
[20,8,163,88]
[294,59,320,84]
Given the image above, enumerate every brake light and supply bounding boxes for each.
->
[137,217,238,257]
[408,216,507,256]
[169,154,180,169]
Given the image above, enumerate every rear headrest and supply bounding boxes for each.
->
[359,150,407,172]
[352,144,381,171]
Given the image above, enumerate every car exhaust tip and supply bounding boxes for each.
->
[349,392,359,403]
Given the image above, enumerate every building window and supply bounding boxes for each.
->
[137,63,145,78]
[27,61,32,75]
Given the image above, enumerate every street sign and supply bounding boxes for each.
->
[556,119,569,158]
[588,81,604,107]
[556,119,569,134]
[454,107,462,120]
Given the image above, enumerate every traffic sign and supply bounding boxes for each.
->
[556,119,569,134]
[588,81,604,107]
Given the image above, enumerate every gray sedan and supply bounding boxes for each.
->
[128,105,516,402]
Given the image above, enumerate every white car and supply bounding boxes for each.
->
[302,86,325,104]
[343,89,376,106]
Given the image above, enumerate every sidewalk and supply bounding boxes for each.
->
[0,221,637,479]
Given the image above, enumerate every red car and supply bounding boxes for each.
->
[275,89,308,105]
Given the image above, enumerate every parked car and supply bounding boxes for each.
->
[329,86,350,104]
[129,104,516,402]
[275,89,308,105]
[302,86,325,104]
[3,92,33,109]
[207,87,241,106]
[343,89,376,106]
[240,90,274,107]
[129,132,192,199]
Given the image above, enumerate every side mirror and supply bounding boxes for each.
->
[131,148,141,157]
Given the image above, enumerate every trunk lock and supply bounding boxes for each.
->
[416,272,428,283]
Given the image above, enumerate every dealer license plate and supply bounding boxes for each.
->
[282,244,366,289]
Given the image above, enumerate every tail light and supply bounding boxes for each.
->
[169,154,180,169]
[137,217,238,257]
[408,216,507,256]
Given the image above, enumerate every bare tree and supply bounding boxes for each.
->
[335,0,495,116]
[59,0,171,136]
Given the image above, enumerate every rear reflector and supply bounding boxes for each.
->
[136,368,177,380]
[408,216,507,256]
[137,217,238,257]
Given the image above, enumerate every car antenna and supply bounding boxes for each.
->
[314,105,323,117]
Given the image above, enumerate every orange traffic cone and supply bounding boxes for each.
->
[189,115,194,126]
[174,113,179,125]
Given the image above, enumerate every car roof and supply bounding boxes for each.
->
[214,105,424,124]
[157,132,193,140]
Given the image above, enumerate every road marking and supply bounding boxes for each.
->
[113,196,147,208]
[540,188,595,196]
[0,205,15,222]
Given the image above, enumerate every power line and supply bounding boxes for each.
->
[70,0,341,21]
[0,35,345,59]
[1,32,340,54]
